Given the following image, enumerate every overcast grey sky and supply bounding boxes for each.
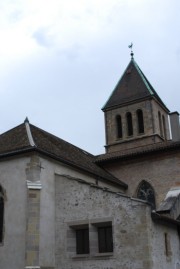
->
[0,0,180,154]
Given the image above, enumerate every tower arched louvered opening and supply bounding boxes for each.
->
[137,109,144,134]
[126,112,133,136]
[116,115,123,139]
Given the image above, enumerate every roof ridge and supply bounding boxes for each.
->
[133,60,154,95]
[24,118,36,147]
[133,60,169,111]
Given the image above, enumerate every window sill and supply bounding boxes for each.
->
[71,252,114,260]
[72,254,90,259]
[94,252,114,257]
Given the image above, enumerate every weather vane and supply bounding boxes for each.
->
[128,42,134,59]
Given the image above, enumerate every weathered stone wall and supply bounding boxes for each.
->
[104,150,180,208]
[55,174,155,269]
[26,189,41,267]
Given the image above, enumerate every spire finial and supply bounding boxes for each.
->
[128,42,134,59]
[24,117,29,123]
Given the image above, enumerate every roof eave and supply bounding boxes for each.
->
[102,93,169,113]
[95,141,180,164]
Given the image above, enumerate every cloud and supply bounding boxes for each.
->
[32,28,53,48]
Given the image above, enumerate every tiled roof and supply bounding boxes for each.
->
[0,124,30,153]
[102,58,169,111]
[0,121,127,189]
[157,196,177,213]
[95,140,180,163]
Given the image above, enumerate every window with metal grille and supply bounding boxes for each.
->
[137,180,156,209]
[0,186,4,243]
[76,228,89,254]
[98,226,113,253]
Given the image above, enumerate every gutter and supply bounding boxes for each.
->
[151,211,180,227]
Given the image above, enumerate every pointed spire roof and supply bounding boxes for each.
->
[102,58,169,112]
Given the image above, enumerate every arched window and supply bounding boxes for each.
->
[126,112,133,136]
[137,109,144,134]
[158,111,163,137]
[137,180,156,209]
[116,115,122,139]
[0,185,4,243]
[162,115,167,140]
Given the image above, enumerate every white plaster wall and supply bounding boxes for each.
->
[150,222,180,269]
[0,156,30,269]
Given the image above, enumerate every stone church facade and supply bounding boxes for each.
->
[0,55,180,269]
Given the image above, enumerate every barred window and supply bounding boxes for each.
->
[98,225,113,253]
[76,227,89,254]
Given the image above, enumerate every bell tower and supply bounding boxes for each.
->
[102,53,170,153]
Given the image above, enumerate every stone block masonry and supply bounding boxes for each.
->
[26,189,41,267]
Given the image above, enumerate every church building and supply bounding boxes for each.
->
[0,53,180,269]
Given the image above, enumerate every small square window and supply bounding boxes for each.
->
[76,228,89,254]
[98,226,113,253]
